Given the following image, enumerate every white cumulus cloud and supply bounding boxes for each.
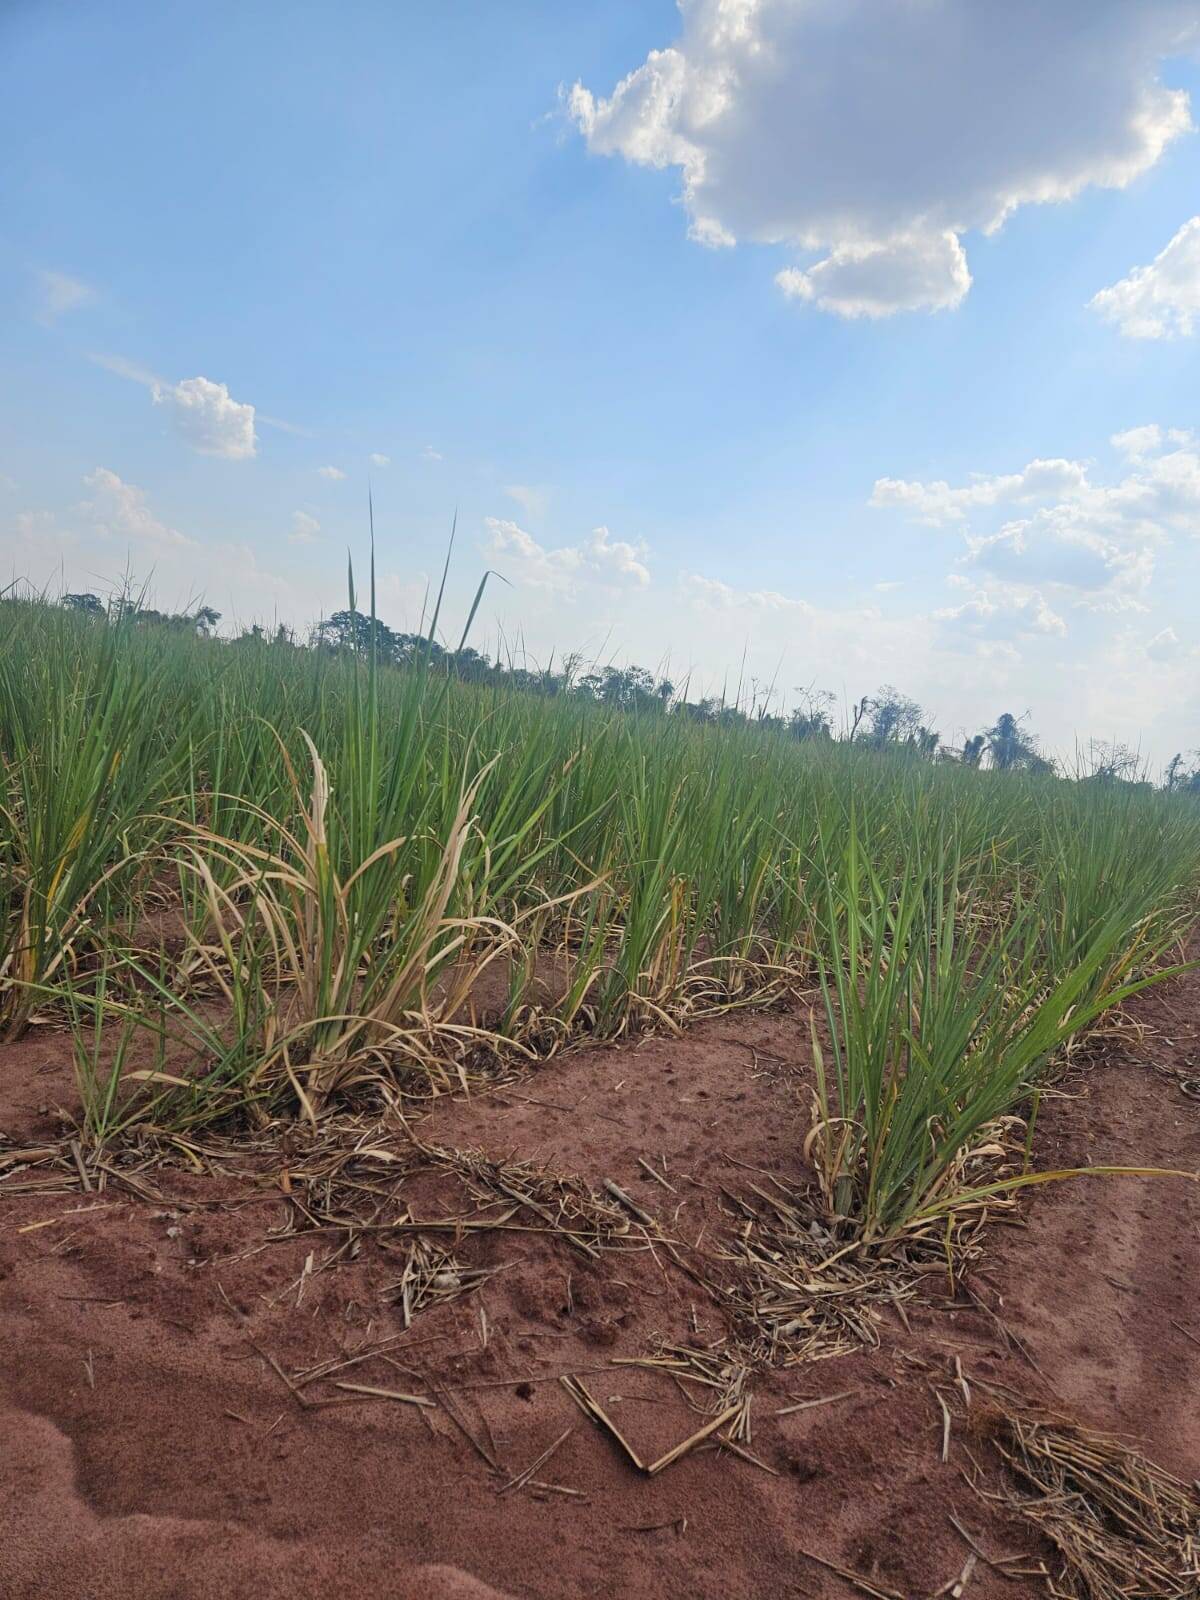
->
[317,465,346,481]
[82,467,194,549]
[483,518,650,595]
[1112,424,1164,459]
[873,426,1200,613]
[776,231,971,318]
[870,458,1089,525]
[1091,215,1200,337]
[586,525,651,586]
[965,523,1154,610]
[683,572,813,617]
[153,377,257,460]
[369,453,391,468]
[934,588,1068,645]
[570,0,1197,317]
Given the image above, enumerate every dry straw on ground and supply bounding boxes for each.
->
[970,1397,1200,1600]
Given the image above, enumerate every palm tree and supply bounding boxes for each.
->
[988,712,1023,771]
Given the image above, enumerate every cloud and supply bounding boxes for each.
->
[1090,215,1200,337]
[964,522,1154,609]
[90,352,163,387]
[870,458,1089,525]
[1146,625,1183,661]
[6,508,81,569]
[2,486,350,633]
[876,425,1200,624]
[673,571,935,704]
[874,428,1200,615]
[483,519,582,593]
[586,526,651,586]
[570,1,1196,316]
[483,518,650,594]
[153,377,257,459]
[504,483,551,520]
[81,468,194,549]
[369,453,391,468]
[94,356,285,454]
[776,231,971,318]
[289,511,320,545]
[934,588,1068,645]
[421,444,443,463]
[36,270,95,324]
[683,572,813,618]
[1112,424,1165,459]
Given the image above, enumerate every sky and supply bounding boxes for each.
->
[2,0,1200,767]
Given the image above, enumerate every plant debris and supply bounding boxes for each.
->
[974,1403,1200,1600]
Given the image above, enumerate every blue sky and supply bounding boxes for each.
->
[3,1,1199,764]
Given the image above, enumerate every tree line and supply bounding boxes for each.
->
[58,591,1200,793]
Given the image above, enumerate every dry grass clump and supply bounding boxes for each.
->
[381,1238,496,1327]
[715,1174,933,1363]
[412,1137,637,1259]
[970,1403,1200,1600]
[613,1339,753,1441]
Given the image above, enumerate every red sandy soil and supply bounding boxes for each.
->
[1,974,1198,1600]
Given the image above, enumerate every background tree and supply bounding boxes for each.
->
[63,587,1195,789]
[314,610,400,658]
[1082,741,1145,786]
[126,604,222,635]
[861,686,928,749]
[1165,752,1200,795]
[789,687,834,742]
[576,664,663,712]
[62,592,105,618]
[986,711,1051,774]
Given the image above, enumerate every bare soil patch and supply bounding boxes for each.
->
[2,979,1198,1599]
